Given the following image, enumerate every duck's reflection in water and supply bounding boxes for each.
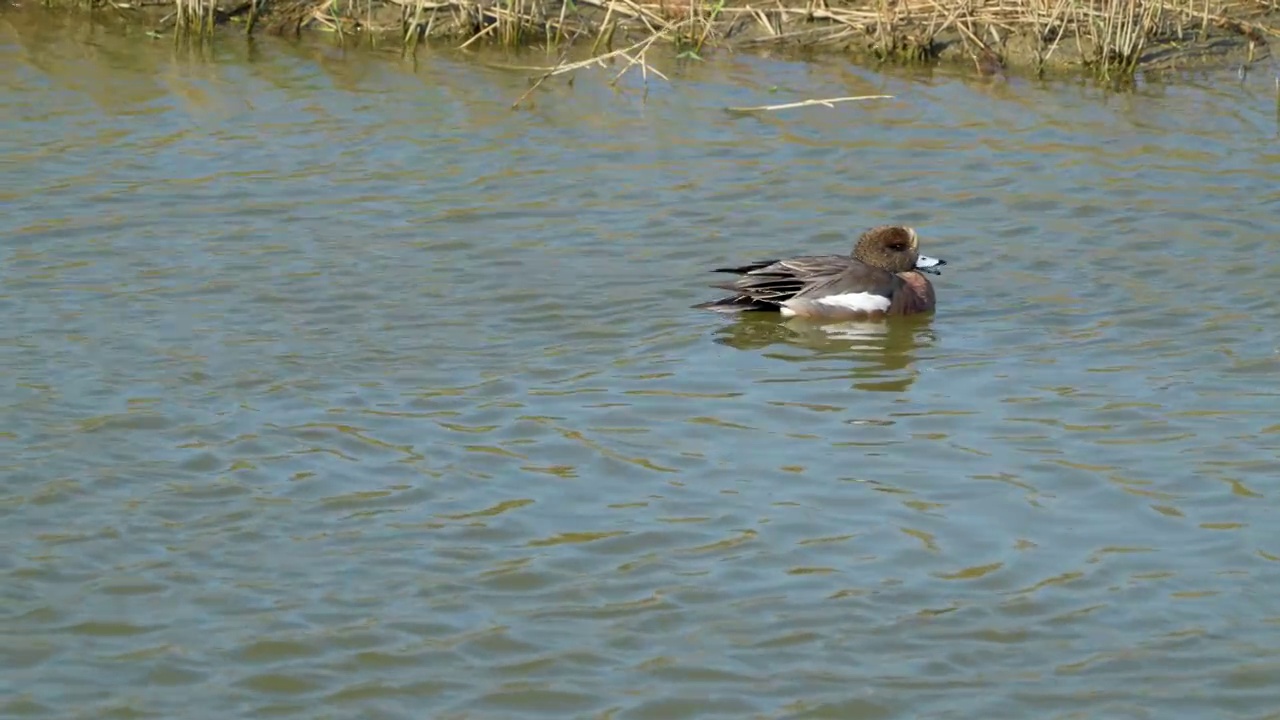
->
[710,315,937,393]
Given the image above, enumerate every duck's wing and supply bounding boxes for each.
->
[782,261,904,316]
[708,255,853,304]
[790,261,901,301]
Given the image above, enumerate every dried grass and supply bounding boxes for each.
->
[173,0,218,35]
[372,0,1277,77]
[56,0,1280,79]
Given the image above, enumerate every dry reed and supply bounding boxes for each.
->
[58,0,1280,77]
[504,28,675,107]
[173,0,218,35]
[375,0,1278,78]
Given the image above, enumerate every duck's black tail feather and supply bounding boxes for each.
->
[691,296,778,314]
[693,260,787,313]
[710,259,777,275]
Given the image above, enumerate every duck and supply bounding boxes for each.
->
[692,225,946,319]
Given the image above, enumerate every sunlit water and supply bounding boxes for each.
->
[4,8,1280,719]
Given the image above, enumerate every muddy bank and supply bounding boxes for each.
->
[13,0,1280,78]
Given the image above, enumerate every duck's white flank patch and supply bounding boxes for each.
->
[779,292,891,317]
[814,292,892,313]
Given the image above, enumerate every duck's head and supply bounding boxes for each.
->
[853,225,946,275]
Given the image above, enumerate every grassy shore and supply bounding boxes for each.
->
[34,0,1280,79]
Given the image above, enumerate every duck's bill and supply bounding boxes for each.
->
[915,255,946,275]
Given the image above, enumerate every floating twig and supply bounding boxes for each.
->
[725,94,895,113]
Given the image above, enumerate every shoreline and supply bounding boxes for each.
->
[12,0,1280,81]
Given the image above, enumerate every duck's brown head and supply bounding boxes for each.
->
[852,225,946,275]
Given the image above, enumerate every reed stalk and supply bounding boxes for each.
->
[725,94,895,112]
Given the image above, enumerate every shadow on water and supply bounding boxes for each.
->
[709,314,936,393]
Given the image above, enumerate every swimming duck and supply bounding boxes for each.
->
[693,225,946,319]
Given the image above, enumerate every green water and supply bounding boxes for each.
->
[4,8,1280,719]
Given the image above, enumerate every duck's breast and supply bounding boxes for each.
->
[892,272,937,314]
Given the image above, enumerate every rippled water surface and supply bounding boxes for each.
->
[5,8,1280,718]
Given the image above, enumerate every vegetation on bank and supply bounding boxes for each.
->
[36,0,1280,79]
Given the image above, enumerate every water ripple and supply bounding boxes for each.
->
[4,11,1280,719]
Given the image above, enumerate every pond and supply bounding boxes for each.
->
[4,8,1280,718]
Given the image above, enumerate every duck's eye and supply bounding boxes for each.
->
[889,243,907,251]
